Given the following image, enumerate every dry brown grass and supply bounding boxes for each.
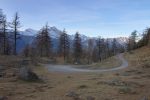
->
[0,55,23,67]
[0,46,150,100]
[89,56,122,69]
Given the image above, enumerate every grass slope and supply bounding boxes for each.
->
[0,46,150,100]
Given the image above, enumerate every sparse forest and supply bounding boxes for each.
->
[0,5,150,100]
[0,8,150,64]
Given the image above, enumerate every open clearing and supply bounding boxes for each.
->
[0,47,150,100]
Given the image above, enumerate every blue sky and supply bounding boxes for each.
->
[0,0,150,38]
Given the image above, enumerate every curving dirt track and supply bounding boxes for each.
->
[45,54,128,73]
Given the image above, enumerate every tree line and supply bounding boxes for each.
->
[0,9,150,64]
[127,29,150,52]
[23,26,125,64]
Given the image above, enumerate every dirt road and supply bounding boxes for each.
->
[46,54,128,73]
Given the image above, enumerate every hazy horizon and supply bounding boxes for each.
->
[1,0,150,38]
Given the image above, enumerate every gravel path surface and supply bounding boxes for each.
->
[46,54,128,73]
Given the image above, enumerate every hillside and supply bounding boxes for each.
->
[0,46,150,100]
[1,1,150,100]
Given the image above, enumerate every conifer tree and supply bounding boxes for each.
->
[59,29,70,62]
[35,23,52,57]
[73,32,82,63]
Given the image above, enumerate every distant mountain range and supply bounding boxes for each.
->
[6,26,128,53]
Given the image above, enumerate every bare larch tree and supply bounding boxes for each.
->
[59,29,70,62]
[9,12,21,55]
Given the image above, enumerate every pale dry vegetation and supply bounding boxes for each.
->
[89,56,122,69]
[0,46,150,100]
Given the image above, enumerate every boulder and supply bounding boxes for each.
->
[18,66,39,81]
[141,96,148,100]
[86,96,95,100]
[0,96,8,100]
[66,91,80,100]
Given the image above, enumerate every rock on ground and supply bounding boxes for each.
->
[18,66,39,81]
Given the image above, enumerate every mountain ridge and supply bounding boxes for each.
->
[6,26,129,52]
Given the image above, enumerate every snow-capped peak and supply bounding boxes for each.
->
[23,28,38,36]
[47,26,62,38]
[19,28,38,36]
